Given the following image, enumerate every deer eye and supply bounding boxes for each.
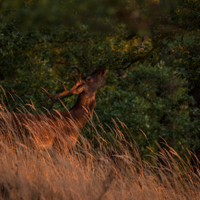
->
[86,77,92,82]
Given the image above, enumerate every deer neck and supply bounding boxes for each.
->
[69,93,96,129]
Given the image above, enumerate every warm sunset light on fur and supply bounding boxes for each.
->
[1,1,200,199]
[2,66,106,152]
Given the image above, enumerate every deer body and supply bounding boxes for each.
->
[7,66,106,150]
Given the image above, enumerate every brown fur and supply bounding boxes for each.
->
[2,67,106,150]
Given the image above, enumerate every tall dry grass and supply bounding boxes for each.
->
[0,103,199,200]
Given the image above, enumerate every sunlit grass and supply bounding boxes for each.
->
[0,103,200,200]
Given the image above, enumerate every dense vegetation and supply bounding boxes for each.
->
[0,106,200,200]
[0,0,200,159]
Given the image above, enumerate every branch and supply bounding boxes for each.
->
[124,34,169,70]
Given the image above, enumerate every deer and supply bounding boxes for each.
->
[2,66,106,151]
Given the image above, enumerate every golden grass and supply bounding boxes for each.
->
[0,104,200,200]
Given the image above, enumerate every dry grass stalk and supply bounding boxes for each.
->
[0,104,199,200]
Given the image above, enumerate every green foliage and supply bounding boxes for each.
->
[95,62,195,156]
[0,0,200,157]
